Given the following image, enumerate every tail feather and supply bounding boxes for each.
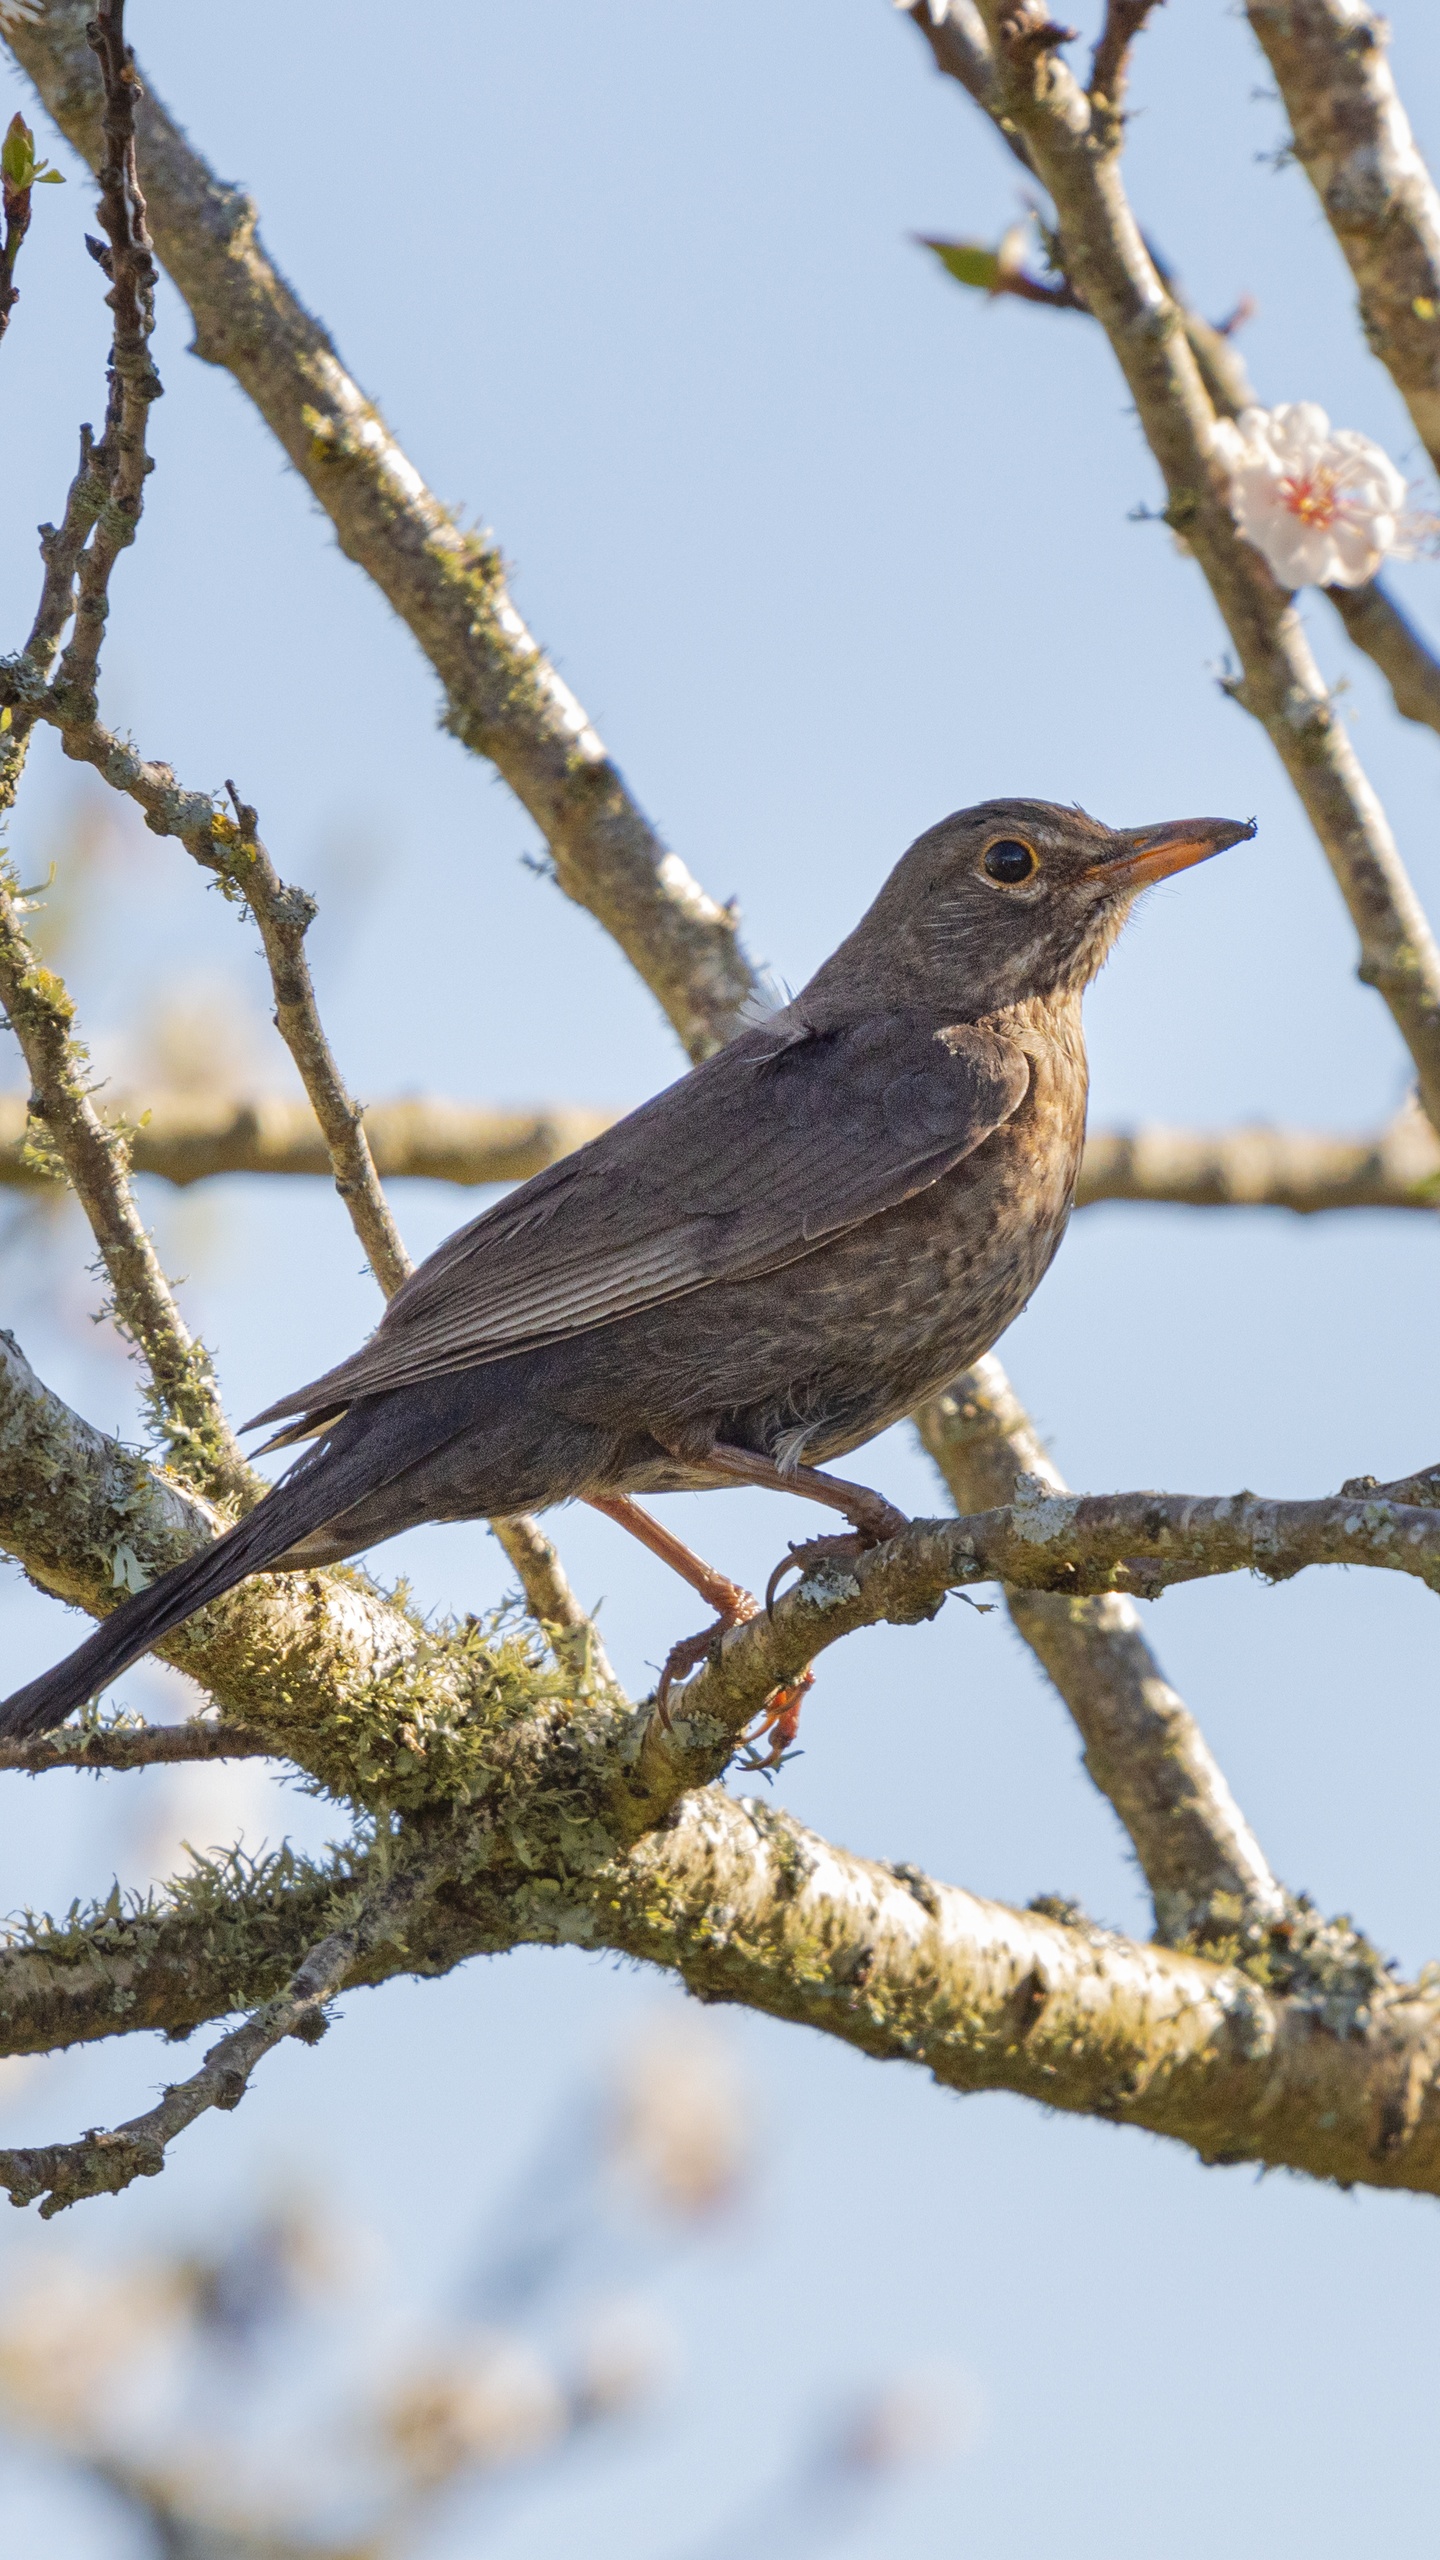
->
[0,1455,353,1742]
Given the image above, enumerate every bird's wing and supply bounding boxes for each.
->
[247,1015,1028,1425]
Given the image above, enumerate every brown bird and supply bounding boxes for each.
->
[0,799,1253,1749]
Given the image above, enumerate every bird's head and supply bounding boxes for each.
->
[803,798,1256,1022]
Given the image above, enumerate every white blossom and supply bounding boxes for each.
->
[1212,401,1411,590]
[0,0,44,33]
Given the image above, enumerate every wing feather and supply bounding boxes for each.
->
[247,1015,1027,1427]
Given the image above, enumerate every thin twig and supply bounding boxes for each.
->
[0,108,62,348]
[1089,0,1164,125]
[0,1718,273,1773]
[208,789,605,1660]
[0,1823,459,2213]
[52,0,161,718]
[489,1511,616,1690]
[214,785,412,1300]
[0,876,251,1501]
[643,1481,1440,1794]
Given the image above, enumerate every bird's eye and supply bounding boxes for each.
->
[982,837,1039,886]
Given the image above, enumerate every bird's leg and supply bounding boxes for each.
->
[584,1494,812,1749]
[681,1442,910,1615]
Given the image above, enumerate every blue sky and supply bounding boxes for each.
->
[1,5,1439,2553]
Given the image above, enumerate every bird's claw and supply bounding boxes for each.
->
[764,1532,868,1617]
[655,1590,761,1728]
[737,1668,815,1771]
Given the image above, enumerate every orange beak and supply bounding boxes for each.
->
[1082,814,1257,891]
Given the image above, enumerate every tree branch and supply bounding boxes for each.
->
[199,792,603,1664]
[914,1357,1289,1947]
[1,1,755,1063]
[1245,0,1440,481]
[0,1717,273,1773]
[5,1779,1437,2201]
[3,1336,1434,2201]
[907,3,1440,1135]
[609,1790,1439,2198]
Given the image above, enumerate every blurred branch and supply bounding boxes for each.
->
[2,1,755,1064]
[1089,1,1164,122]
[1076,1105,1440,1211]
[906,6,1440,1131]
[84,2457,365,2560]
[1245,0,1440,480]
[1,1088,1431,1211]
[914,1358,1289,1947]
[0,1090,617,1189]
[1323,578,1440,735]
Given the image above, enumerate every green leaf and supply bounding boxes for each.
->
[917,235,1001,294]
[2,113,36,189]
[37,168,65,186]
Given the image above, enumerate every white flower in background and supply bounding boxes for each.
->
[1213,402,1411,589]
[0,1,44,34]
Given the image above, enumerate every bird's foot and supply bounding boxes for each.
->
[764,1506,907,1618]
[736,1668,815,1773]
[655,1588,761,1728]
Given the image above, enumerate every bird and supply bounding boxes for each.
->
[0,798,1253,1750]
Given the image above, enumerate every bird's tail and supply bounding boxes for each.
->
[0,1450,356,1742]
